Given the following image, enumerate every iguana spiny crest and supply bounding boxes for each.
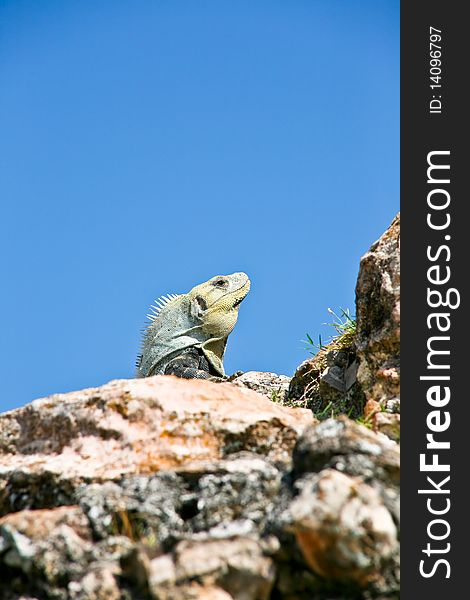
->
[136,272,250,380]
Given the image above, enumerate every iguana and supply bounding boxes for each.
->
[136,272,250,380]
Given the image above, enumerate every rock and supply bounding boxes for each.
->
[0,506,93,597]
[76,456,282,551]
[148,580,233,600]
[287,358,319,402]
[121,534,276,599]
[172,537,275,600]
[178,457,281,537]
[77,475,186,544]
[286,213,400,442]
[372,412,401,442]
[231,372,291,404]
[364,399,381,421]
[287,340,364,421]
[288,469,398,589]
[280,418,400,596]
[0,376,313,515]
[0,410,400,600]
[68,565,121,600]
[355,214,400,409]
[290,417,400,554]
[0,217,402,599]
[292,417,400,492]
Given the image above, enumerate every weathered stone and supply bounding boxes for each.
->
[372,412,400,442]
[0,506,93,597]
[355,213,400,409]
[292,417,400,530]
[287,358,319,402]
[119,536,276,600]
[293,418,399,483]
[149,581,232,600]
[173,537,275,600]
[364,399,381,421]
[147,552,177,595]
[288,343,364,421]
[0,217,401,599]
[288,469,398,590]
[231,371,291,404]
[76,456,282,552]
[0,376,312,515]
[68,565,121,600]
[182,457,281,538]
[77,475,186,545]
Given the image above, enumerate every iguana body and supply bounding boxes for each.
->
[136,272,250,380]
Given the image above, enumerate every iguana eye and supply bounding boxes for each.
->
[214,279,226,287]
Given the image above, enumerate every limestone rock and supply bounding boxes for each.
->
[288,469,398,588]
[0,376,313,515]
[282,418,400,596]
[0,216,402,599]
[121,535,276,600]
[292,417,400,496]
[68,565,122,600]
[76,455,282,549]
[172,537,275,599]
[372,412,400,442]
[0,506,94,597]
[0,391,399,600]
[287,214,400,442]
[231,371,291,405]
[355,213,400,408]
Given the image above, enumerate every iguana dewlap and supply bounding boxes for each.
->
[136,272,250,380]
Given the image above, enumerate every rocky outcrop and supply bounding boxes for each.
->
[0,215,401,598]
[231,371,291,405]
[355,214,400,410]
[0,377,312,516]
[355,213,400,440]
[287,214,400,442]
[0,376,399,599]
[288,342,364,420]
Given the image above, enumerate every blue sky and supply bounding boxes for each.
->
[0,0,399,412]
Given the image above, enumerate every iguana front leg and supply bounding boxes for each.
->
[164,357,212,379]
[164,348,223,380]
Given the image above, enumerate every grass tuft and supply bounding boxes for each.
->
[304,308,356,356]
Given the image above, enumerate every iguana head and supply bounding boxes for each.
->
[187,272,251,338]
[136,272,250,378]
